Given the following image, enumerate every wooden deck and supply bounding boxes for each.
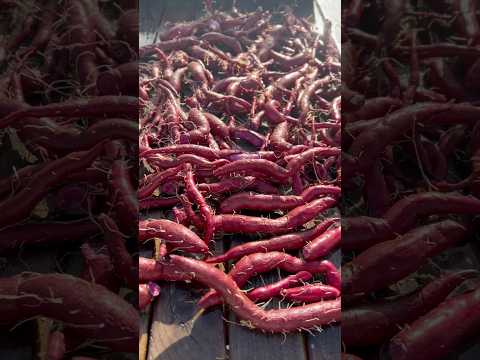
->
[142,250,341,360]
[139,2,339,359]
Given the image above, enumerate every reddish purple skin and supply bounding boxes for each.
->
[303,225,341,261]
[351,102,480,170]
[184,165,214,243]
[229,127,266,149]
[139,197,179,210]
[111,160,138,234]
[270,122,293,152]
[197,176,255,194]
[139,219,208,253]
[204,112,230,139]
[269,50,310,70]
[0,96,138,128]
[180,109,210,144]
[281,284,341,302]
[349,97,403,121]
[187,61,212,85]
[389,284,480,360]
[80,243,120,292]
[139,257,192,282]
[0,163,42,198]
[0,219,98,254]
[200,32,242,54]
[141,144,219,161]
[138,164,183,199]
[297,76,332,120]
[287,147,340,174]
[100,214,136,288]
[342,270,479,347]
[214,197,336,234]
[97,62,138,96]
[206,218,338,264]
[342,216,394,251]
[384,192,480,233]
[141,37,200,57]
[214,159,290,182]
[363,160,390,217]
[248,271,313,302]
[147,154,227,170]
[219,185,340,213]
[0,143,104,229]
[0,273,138,352]
[170,255,340,333]
[200,251,341,308]
[47,331,66,360]
[342,220,467,294]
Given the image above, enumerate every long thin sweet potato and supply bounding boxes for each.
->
[214,197,336,234]
[170,255,341,333]
[342,270,479,347]
[138,219,209,253]
[206,218,338,263]
[111,160,138,234]
[302,225,341,261]
[384,192,480,233]
[248,271,313,302]
[200,251,341,308]
[219,185,341,213]
[342,220,467,294]
[99,214,136,288]
[213,159,290,182]
[139,257,191,282]
[0,273,138,352]
[389,284,480,360]
[0,219,97,253]
[281,284,341,302]
[0,143,104,229]
[342,216,394,252]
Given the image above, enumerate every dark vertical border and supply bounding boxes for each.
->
[342,0,480,358]
[0,1,139,358]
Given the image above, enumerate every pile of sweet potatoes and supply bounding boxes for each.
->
[139,4,341,333]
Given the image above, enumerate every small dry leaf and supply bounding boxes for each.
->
[32,198,49,219]
[7,129,38,163]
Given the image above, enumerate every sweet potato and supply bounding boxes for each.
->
[170,255,341,333]
[0,273,138,352]
[343,220,467,294]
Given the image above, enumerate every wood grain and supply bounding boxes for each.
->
[307,250,341,360]
[227,238,308,360]
[140,308,151,360]
[147,237,227,360]
[147,283,226,360]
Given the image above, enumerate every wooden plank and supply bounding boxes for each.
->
[146,235,227,360]
[140,308,151,360]
[228,318,307,360]
[307,250,341,360]
[227,238,308,360]
[147,282,226,360]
